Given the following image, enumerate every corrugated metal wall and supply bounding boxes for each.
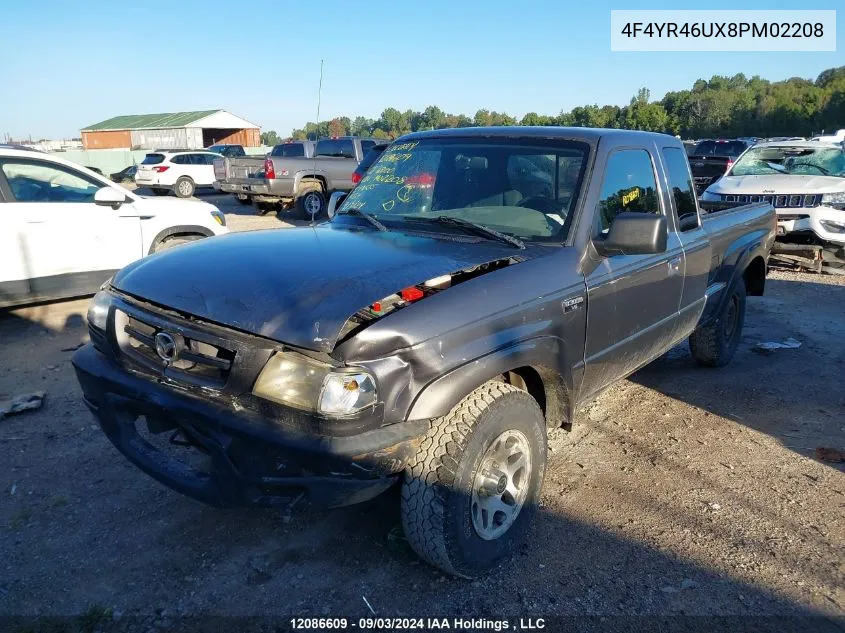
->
[213,128,261,147]
[129,128,203,150]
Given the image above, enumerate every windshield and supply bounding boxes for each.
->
[336,137,589,243]
[356,145,388,173]
[730,146,845,177]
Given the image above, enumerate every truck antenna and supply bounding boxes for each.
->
[309,59,324,224]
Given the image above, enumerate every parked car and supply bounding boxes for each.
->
[688,139,754,193]
[206,144,245,158]
[0,146,228,308]
[135,150,223,198]
[701,140,845,269]
[110,165,137,183]
[809,129,845,143]
[73,127,775,577]
[215,136,380,217]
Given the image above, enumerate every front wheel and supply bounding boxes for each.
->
[401,381,547,578]
[689,276,746,367]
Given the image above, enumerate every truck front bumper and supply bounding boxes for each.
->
[72,344,427,509]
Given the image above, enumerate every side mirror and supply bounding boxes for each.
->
[327,191,346,219]
[594,212,667,257]
[94,186,128,210]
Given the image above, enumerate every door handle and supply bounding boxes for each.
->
[667,256,682,276]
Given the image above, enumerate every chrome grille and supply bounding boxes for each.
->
[721,194,819,208]
[115,309,235,388]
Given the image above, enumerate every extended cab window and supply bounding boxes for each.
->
[661,147,700,231]
[596,149,660,234]
[1,160,101,203]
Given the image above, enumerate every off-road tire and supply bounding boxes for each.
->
[294,181,326,220]
[401,381,547,578]
[690,276,746,367]
[174,177,195,199]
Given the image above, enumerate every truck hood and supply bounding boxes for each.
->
[709,174,845,195]
[111,224,526,352]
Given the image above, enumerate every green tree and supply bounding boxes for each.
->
[260,130,281,146]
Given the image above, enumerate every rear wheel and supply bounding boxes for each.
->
[689,276,746,367]
[294,182,326,220]
[401,381,547,578]
[174,177,195,199]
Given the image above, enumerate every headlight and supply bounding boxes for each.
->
[821,192,845,210]
[252,352,377,416]
[87,290,112,331]
[211,210,226,226]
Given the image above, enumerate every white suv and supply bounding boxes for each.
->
[135,150,222,198]
[0,145,229,308]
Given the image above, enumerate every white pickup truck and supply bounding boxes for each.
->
[0,146,229,307]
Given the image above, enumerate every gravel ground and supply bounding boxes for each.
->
[1,201,844,632]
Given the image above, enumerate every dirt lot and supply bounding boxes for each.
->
[1,198,843,631]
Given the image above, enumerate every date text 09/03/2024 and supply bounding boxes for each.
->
[289,617,547,630]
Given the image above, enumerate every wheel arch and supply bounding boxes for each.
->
[295,172,328,194]
[147,225,214,255]
[406,337,574,430]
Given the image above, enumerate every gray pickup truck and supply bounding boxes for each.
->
[73,127,775,578]
[215,136,380,216]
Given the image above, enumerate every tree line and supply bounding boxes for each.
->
[258,66,844,145]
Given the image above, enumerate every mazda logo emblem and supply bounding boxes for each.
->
[154,332,178,362]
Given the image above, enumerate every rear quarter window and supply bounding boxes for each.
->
[141,153,165,165]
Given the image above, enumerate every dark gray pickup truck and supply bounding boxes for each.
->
[73,127,775,578]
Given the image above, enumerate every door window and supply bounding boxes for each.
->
[1,160,101,203]
[170,155,188,165]
[661,147,700,231]
[595,149,660,235]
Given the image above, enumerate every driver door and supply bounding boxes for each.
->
[0,157,142,300]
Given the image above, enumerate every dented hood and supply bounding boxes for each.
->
[112,224,522,352]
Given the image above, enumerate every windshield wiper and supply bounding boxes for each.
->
[421,216,525,249]
[340,207,387,232]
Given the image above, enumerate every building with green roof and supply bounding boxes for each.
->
[81,110,260,150]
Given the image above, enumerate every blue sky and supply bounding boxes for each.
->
[1,0,841,139]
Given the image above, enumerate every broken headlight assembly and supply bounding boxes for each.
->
[821,192,845,210]
[252,352,377,416]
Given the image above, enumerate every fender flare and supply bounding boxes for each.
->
[712,240,764,320]
[147,225,214,255]
[406,336,574,429]
[294,172,329,196]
